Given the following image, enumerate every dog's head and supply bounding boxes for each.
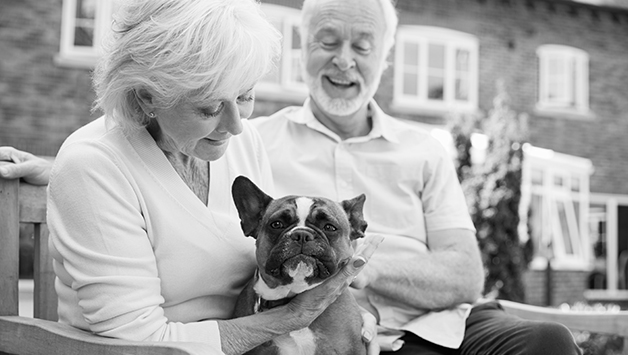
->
[232,176,367,296]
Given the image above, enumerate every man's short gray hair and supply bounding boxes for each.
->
[300,0,398,55]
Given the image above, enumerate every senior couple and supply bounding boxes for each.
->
[0,0,581,354]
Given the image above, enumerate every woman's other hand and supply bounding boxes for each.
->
[0,146,51,185]
[287,234,384,326]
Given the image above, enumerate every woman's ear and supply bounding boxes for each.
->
[135,88,155,116]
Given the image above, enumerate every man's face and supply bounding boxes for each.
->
[302,0,387,117]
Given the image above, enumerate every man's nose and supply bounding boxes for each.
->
[332,43,356,71]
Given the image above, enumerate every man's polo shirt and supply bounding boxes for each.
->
[251,99,476,350]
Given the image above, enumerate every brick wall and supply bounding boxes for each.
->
[386,0,628,195]
[523,269,590,306]
[0,0,99,156]
[2,0,628,195]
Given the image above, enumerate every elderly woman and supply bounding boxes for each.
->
[37,1,376,354]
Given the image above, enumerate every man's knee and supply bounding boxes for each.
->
[525,321,582,355]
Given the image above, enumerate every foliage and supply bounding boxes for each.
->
[565,302,625,355]
[449,82,529,301]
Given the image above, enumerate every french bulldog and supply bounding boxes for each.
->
[231,175,368,355]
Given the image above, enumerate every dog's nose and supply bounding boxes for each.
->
[290,230,314,243]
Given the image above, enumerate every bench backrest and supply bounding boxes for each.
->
[0,168,57,321]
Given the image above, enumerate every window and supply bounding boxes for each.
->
[537,45,590,116]
[57,0,115,68]
[519,144,594,270]
[257,4,308,102]
[393,26,478,113]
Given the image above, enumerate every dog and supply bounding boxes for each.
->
[231,175,368,355]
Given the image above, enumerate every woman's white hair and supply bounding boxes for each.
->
[92,0,281,131]
[300,0,398,54]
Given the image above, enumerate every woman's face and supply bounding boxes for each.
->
[151,88,255,161]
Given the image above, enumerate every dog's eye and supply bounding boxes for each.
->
[270,221,284,229]
[324,224,337,232]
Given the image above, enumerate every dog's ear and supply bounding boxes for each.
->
[232,176,273,238]
[341,194,368,240]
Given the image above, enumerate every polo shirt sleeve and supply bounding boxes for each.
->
[420,141,475,233]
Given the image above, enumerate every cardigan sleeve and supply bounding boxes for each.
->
[48,140,224,352]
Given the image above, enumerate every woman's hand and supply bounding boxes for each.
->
[0,146,51,185]
[286,235,384,328]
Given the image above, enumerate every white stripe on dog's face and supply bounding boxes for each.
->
[294,197,313,227]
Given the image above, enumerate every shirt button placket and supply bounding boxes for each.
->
[335,143,353,201]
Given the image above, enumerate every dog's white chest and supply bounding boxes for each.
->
[275,328,317,355]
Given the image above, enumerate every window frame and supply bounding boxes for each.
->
[536,45,590,117]
[256,4,308,103]
[393,26,479,114]
[56,0,114,68]
[519,143,594,271]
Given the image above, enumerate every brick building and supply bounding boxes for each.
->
[1,0,627,306]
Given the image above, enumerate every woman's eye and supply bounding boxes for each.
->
[201,103,224,118]
[237,95,254,104]
[324,224,337,232]
[270,221,284,229]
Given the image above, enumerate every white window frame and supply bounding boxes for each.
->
[519,143,594,271]
[392,26,479,114]
[56,0,114,68]
[536,45,590,117]
[256,4,308,103]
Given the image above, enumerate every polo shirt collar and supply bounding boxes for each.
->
[285,98,399,144]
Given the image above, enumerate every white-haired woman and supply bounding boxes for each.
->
[39,1,377,354]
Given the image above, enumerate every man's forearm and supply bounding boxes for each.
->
[362,229,484,310]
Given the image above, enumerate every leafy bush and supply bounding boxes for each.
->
[449,84,529,301]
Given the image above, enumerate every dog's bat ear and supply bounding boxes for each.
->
[341,194,368,240]
[232,176,273,238]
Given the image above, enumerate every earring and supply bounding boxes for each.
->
[148,112,156,118]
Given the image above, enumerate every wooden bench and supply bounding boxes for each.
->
[1,166,627,354]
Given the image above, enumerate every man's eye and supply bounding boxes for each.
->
[324,224,337,232]
[270,221,284,229]
[354,42,372,53]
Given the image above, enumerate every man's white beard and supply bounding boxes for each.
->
[305,73,378,117]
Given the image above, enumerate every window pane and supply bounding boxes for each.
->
[554,175,564,187]
[428,43,445,70]
[403,73,418,96]
[530,194,547,257]
[76,0,96,18]
[531,168,543,185]
[290,26,303,83]
[74,0,96,47]
[291,25,300,50]
[571,176,580,192]
[547,58,565,101]
[557,201,574,255]
[428,76,444,100]
[404,42,419,66]
[74,27,94,46]
[456,49,469,72]
[262,17,282,84]
[455,78,469,101]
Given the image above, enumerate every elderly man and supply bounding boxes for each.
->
[251,0,582,354]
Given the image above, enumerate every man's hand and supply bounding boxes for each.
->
[0,146,51,185]
[360,306,380,355]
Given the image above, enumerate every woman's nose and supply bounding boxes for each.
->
[217,102,243,136]
[332,43,356,71]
